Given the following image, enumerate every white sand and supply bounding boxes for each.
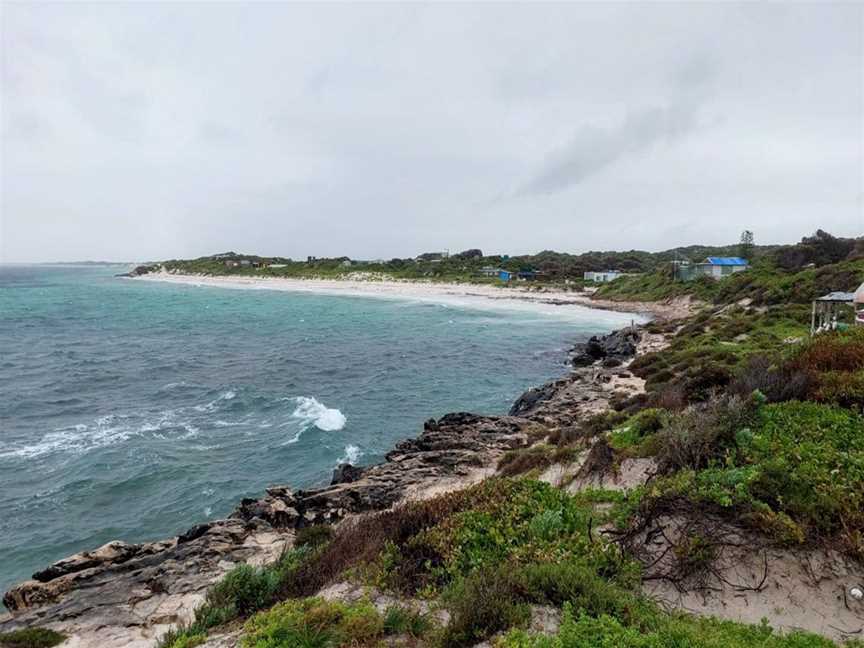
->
[131,271,652,324]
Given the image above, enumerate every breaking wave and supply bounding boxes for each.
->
[336,444,363,467]
[290,396,347,432]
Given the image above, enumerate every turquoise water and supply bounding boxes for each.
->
[0,265,636,601]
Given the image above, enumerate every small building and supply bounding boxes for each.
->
[517,270,537,281]
[498,270,513,282]
[698,257,749,279]
[269,264,287,269]
[224,260,240,268]
[479,266,499,277]
[676,257,749,281]
[584,270,623,283]
[239,259,251,267]
[857,283,864,326]
[812,291,856,334]
[416,251,448,262]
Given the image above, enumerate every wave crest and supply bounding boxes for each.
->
[291,396,346,432]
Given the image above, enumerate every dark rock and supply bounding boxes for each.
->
[570,328,638,367]
[509,383,560,416]
[331,463,365,485]
[177,524,211,544]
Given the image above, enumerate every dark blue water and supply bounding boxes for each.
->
[0,265,636,600]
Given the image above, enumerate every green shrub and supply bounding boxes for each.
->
[295,524,334,549]
[157,547,312,647]
[440,567,530,647]
[0,628,66,648]
[206,563,280,617]
[496,601,849,647]
[609,408,669,451]
[498,445,556,477]
[382,606,432,637]
[644,400,864,553]
[240,597,384,648]
[284,488,474,598]
[813,370,864,410]
[654,395,759,473]
[158,633,206,648]
[787,329,864,373]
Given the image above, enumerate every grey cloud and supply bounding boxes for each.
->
[1,2,861,263]
[521,102,702,195]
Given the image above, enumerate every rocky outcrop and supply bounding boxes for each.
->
[570,327,639,367]
[116,264,157,278]
[0,412,533,647]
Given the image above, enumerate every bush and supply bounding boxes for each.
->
[654,395,759,473]
[156,633,206,648]
[498,446,556,477]
[787,329,864,373]
[282,489,473,598]
[157,547,311,648]
[813,370,864,411]
[497,601,847,648]
[680,364,733,402]
[0,629,66,648]
[382,606,432,637]
[295,524,334,549]
[643,401,864,554]
[240,598,385,648]
[516,561,639,618]
[205,563,279,617]
[609,408,669,452]
[440,567,530,647]
[730,355,814,403]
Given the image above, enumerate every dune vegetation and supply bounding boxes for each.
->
[153,231,863,648]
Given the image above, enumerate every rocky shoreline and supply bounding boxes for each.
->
[0,325,653,647]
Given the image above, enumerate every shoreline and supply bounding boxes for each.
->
[131,270,696,321]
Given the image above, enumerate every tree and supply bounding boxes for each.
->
[738,230,754,261]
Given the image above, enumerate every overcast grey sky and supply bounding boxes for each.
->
[2,2,862,262]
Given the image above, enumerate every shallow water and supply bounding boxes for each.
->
[0,265,637,600]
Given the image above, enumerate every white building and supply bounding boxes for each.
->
[583,270,623,283]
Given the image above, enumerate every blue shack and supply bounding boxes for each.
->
[498,270,513,282]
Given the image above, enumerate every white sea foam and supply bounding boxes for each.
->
[0,421,141,459]
[195,390,236,413]
[0,407,202,460]
[291,396,347,432]
[336,444,363,466]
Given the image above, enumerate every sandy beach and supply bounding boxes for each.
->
[132,271,693,321]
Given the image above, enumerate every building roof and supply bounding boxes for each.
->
[815,292,855,303]
[705,257,748,266]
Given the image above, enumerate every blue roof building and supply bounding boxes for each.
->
[697,256,749,279]
[705,257,748,266]
[498,270,513,282]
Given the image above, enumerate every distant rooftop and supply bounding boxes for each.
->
[815,292,855,303]
[705,257,748,266]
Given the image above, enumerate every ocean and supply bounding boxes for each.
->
[0,265,636,601]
